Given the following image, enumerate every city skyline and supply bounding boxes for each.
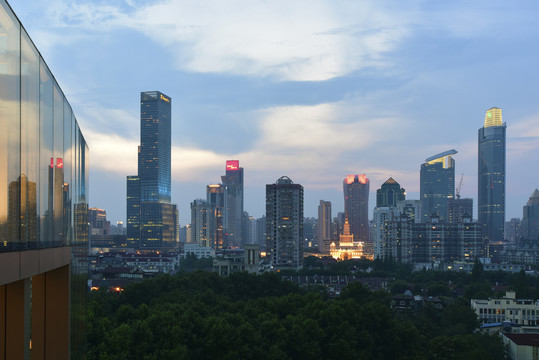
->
[7,0,539,225]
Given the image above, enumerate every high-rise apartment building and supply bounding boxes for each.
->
[266,176,304,269]
[190,199,209,247]
[343,174,370,243]
[448,198,473,224]
[420,150,457,222]
[372,178,405,259]
[318,200,332,253]
[126,91,178,250]
[478,107,506,243]
[1,1,89,356]
[221,160,244,248]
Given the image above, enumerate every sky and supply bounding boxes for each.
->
[7,0,539,226]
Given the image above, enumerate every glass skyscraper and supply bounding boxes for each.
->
[127,91,178,250]
[478,107,506,243]
[420,150,457,222]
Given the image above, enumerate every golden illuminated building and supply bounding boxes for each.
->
[330,218,371,260]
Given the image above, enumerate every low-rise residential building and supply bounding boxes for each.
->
[471,291,539,326]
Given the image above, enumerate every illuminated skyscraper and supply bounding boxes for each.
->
[126,91,178,250]
[478,107,506,243]
[221,160,244,248]
[343,175,370,243]
[420,150,456,222]
[266,176,304,269]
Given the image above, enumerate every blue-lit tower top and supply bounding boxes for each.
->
[139,91,171,203]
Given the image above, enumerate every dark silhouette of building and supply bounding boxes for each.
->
[126,91,178,251]
[343,174,370,243]
[318,200,332,253]
[207,184,225,249]
[521,189,539,242]
[376,177,405,207]
[266,176,304,269]
[448,198,473,224]
[420,150,456,222]
[478,107,506,243]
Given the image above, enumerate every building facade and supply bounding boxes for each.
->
[521,189,539,242]
[266,176,304,269]
[318,200,332,253]
[126,91,178,250]
[478,107,506,243]
[207,184,225,249]
[420,150,456,222]
[221,160,244,248]
[447,197,473,224]
[343,174,370,243]
[190,199,209,247]
[0,1,89,357]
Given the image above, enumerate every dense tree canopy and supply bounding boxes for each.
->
[87,271,504,359]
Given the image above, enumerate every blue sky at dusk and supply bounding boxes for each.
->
[8,0,539,225]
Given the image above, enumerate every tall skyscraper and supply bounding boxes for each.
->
[126,91,178,250]
[221,160,244,248]
[190,199,209,247]
[318,200,332,253]
[478,107,506,243]
[266,176,304,269]
[420,150,457,222]
[343,174,370,243]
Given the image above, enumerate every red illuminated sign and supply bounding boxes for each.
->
[226,160,239,171]
[50,158,54,168]
[56,158,63,168]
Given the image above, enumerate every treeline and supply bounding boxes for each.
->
[88,271,504,359]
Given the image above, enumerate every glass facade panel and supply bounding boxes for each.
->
[0,2,21,250]
[0,0,89,355]
[20,29,39,249]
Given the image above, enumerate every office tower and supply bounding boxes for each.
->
[126,91,178,250]
[303,217,317,249]
[242,211,253,245]
[266,176,304,269]
[343,175,370,243]
[207,184,225,249]
[376,177,405,207]
[373,178,405,259]
[420,149,457,222]
[190,199,209,247]
[521,189,539,241]
[0,1,88,355]
[318,200,332,253]
[254,216,267,249]
[478,107,506,243]
[448,198,473,224]
[221,160,244,248]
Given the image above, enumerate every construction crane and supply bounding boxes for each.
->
[456,173,463,199]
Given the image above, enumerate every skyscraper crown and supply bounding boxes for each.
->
[484,107,502,128]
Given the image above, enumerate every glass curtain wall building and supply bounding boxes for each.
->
[126,91,178,250]
[478,107,506,244]
[0,1,89,358]
[420,150,457,222]
[221,160,244,248]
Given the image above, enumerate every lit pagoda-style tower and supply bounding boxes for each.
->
[330,218,368,260]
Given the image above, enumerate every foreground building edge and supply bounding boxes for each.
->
[1,0,89,359]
